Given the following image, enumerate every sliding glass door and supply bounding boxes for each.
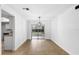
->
[31,24,45,40]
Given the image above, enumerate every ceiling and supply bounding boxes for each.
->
[8,4,74,20]
[2,10,13,18]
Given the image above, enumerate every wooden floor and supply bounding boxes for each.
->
[2,39,69,55]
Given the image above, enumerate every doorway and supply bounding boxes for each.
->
[1,10,15,52]
[31,24,45,40]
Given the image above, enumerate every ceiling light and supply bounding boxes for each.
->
[23,8,30,11]
[75,5,79,10]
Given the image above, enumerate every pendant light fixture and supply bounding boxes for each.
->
[38,16,42,26]
[35,16,43,30]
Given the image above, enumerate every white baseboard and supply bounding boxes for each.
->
[51,39,71,55]
[14,39,27,51]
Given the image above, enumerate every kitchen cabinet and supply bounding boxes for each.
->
[4,36,13,50]
[5,23,10,29]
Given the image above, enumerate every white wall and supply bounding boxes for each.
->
[44,20,52,39]
[51,18,58,40]
[1,5,27,50]
[0,5,1,55]
[15,14,27,50]
[27,19,52,39]
[51,5,79,55]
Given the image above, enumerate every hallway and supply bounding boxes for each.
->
[2,39,68,55]
[1,4,79,55]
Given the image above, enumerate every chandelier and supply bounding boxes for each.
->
[36,16,42,26]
